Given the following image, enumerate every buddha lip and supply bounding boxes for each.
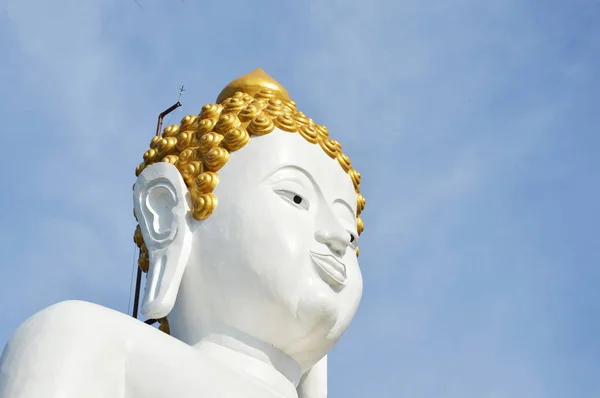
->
[309,251,347,287]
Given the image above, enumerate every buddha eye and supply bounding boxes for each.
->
[349,232,358,246]
[275,190,310,210]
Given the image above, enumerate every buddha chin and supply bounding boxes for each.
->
[291,281,361,366]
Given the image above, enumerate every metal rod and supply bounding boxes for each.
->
[132,97,183,320]
[156,101,182,136]
[132,267,142,318]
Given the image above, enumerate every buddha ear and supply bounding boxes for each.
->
[297,355,327,398]
[133,162,192,320]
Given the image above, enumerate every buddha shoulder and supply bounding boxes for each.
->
[2,300,191,360]
[1,301,288,398]
[0,301,213,398]
[5,300,143,348]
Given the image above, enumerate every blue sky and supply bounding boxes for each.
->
[1,0,599,396]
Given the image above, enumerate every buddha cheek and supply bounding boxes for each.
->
[246,201,311,281]
[245,219,309,300]
[332,266,362,334]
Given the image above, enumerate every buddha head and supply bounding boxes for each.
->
[132,69,366,371]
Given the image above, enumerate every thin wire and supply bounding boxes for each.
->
[129,86,186,319]
[172,86,185,125]
[176,89,185,122]
[127,245,138,316]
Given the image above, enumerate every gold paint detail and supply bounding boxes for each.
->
[133,69,367,331]
[216,68,291,104]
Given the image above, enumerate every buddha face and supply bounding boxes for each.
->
[184,128,363,368]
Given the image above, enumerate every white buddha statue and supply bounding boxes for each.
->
[0,69,367,398]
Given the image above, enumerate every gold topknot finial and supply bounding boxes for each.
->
[216,68,291,104]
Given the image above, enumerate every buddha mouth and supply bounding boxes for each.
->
[309,251,347,288]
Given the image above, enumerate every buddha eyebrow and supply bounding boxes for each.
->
[262,164,317,187]
[334,198,356,220]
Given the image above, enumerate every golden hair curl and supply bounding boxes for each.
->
[133,84,366,331]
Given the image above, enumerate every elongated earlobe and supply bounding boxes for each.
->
[133,162,192,320]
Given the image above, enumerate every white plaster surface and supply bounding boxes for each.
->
[0,129,362,398]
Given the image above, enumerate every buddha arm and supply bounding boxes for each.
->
[297,355,327,398]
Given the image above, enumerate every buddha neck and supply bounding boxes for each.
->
[197,329,302,393]
[168,304,302,396]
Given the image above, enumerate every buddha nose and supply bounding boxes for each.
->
[315,209,350,258]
